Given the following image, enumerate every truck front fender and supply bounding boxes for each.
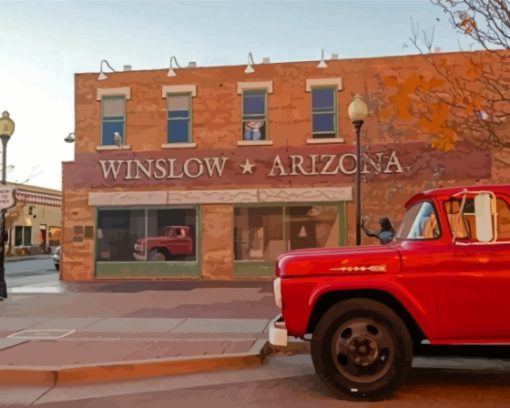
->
[282,276,435,341]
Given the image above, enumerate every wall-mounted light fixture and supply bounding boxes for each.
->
[64,132,75,143]
[317,49,327,68]
[98,59,116,81]
[167,56,181,77]
[245,52,255,74]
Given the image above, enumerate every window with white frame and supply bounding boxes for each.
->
[242,90,267,141]
[101,96,125,145]
[311,87,337,138]
[167,93,192,143]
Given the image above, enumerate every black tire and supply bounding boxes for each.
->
[55,264,59,271]
[311,298,412,401]
[149,249,169,261]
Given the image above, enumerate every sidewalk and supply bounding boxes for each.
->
[0,281,287,386]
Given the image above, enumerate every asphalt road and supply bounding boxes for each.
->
[2,354,510,407]
[5,257,60,291]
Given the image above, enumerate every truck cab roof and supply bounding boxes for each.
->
[405,184,510,208]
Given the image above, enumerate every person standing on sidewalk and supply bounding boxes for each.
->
[361,217,396,245]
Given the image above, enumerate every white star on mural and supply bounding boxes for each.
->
[240,159,256,175]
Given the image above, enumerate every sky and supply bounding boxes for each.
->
[0,0,473,191]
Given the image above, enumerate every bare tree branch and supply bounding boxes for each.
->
[404,1,510,151]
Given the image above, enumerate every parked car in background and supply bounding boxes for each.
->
[133,225,193,261]
[53,246,60,270]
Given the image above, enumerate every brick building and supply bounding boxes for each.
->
[6,183,62,256]
[62,51,507,281]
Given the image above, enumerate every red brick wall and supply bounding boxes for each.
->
[64,51,510,279]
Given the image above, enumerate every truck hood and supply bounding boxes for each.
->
[276,245,401,278]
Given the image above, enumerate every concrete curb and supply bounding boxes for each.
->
[266,341,310,356]
[6,255,53,263]
[0,339,269,386]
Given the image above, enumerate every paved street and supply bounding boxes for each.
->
[2,354,510,407]
[5,257,60,293]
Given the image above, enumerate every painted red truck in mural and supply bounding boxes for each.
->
[269,184,510,401]
[133,226,193,261]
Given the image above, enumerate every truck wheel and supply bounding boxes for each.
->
[149,249,168,261]
[311,298,412,401]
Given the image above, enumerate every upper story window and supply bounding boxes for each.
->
[101,96,125,145]
[242,90,267,141]
[311,88,336,139]
[96,87,130,150]
[161,85,197,148]
[237,81,273,146]
[305,78,343,144]
[167,93,191,143]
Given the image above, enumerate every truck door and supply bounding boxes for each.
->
[437,195,510,341]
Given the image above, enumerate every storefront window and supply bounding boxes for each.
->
[234,207,284,261]
[96,210,144,261]
[96,208,197,263]
[234,205,340,261]
[285,205,339,250]
[146,208,197,261]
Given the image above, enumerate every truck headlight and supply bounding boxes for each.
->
[273,277,282,308]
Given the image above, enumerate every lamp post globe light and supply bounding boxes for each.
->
[0,111,15,299]
[348,95,368,246]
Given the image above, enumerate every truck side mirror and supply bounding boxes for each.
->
[474,193,495,242]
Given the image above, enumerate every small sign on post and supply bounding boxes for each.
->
[0,185,16,210]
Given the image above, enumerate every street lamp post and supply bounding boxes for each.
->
[0,111,15,300]
[348,95,368,246]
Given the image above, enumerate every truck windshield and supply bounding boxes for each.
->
[395,201,440,240]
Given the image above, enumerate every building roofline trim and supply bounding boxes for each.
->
[76,50,503,76]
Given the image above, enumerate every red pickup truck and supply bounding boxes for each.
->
[133,225,193,261]
[269,185,510,400]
